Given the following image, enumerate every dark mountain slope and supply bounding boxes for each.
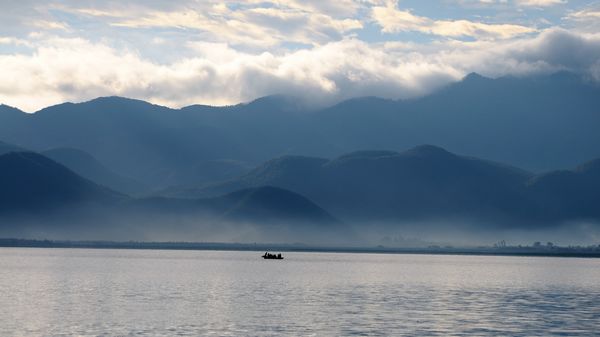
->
[0,152,122,213]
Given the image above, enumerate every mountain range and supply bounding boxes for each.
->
[0,151,342,241]
[1,72,599,194]
[40,148,146,195]
[165,144,600,227]
[0,143,598,242]
[1,71,599,243]
[0,151,120,213]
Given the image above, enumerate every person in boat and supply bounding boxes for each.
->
[277,253,281,259]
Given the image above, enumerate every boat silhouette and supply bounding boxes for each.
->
[262,252,283,259]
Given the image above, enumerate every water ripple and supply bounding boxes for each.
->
[1,249,599,336]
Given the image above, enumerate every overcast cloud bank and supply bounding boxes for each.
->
[1,1,599,111]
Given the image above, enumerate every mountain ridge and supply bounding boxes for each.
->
[0,151,341,241]
[165,145,541,224]
[162,144,599,227]
[41,148,147,195]
[1,71,599,191]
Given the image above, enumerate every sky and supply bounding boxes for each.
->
[0,0,599,111]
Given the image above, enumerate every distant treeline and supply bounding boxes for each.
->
[1,238,599,258]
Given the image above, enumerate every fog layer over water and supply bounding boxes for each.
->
[3,205,600,247]
[1,248,599,336]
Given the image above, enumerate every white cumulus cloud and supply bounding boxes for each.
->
[1,0,599,111]
[515,0,566,7]
[1,29,600,112]
[372,2,536,39]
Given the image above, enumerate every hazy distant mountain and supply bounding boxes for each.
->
[0,72,599,191]
[215,186,338,224]
[0,143,147,195]
[0,140,24,155]
[115,185,345,243]
[155,159,252,190]
[129,186,338,225]
[167,145,537,224]
[315,72,600,171]
[0,152,340,241]
[527,158,600,221]
[165,144,600,227]
[0,152,122,213]
[41,148,147,195]
[1,147,598,242]
[0,104,25,125]
[0,97,244,188]
[179,95,332,165]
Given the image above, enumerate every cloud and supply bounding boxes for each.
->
[0,36,457,111]
[31,20,70,31]
[1,28,599,112]
[111,9,284,48]
[371,2,536,39]
[452,0,510,9]
[429,20,536,39]
[0,37,31,46]
[430,29,600,79]
[73,2,362,48]
[0,1,598,112]
[514,0,566,7]
[507,29,600,78]
[569,9,600,19]
[256,0,362,17]
[567,6,600,32]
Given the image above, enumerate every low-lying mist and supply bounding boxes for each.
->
[0,205,354,246]
[2,205,599,248]
[350,219,600,248]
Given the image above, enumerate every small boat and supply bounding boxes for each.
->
[262,252,283,259]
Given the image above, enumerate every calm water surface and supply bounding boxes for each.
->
[1,248,599,336]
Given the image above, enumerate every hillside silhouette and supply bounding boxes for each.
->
[1,72,599,192]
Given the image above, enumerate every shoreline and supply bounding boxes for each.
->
[1,238,600,258]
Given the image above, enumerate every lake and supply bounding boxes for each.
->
[1,248,599,336]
